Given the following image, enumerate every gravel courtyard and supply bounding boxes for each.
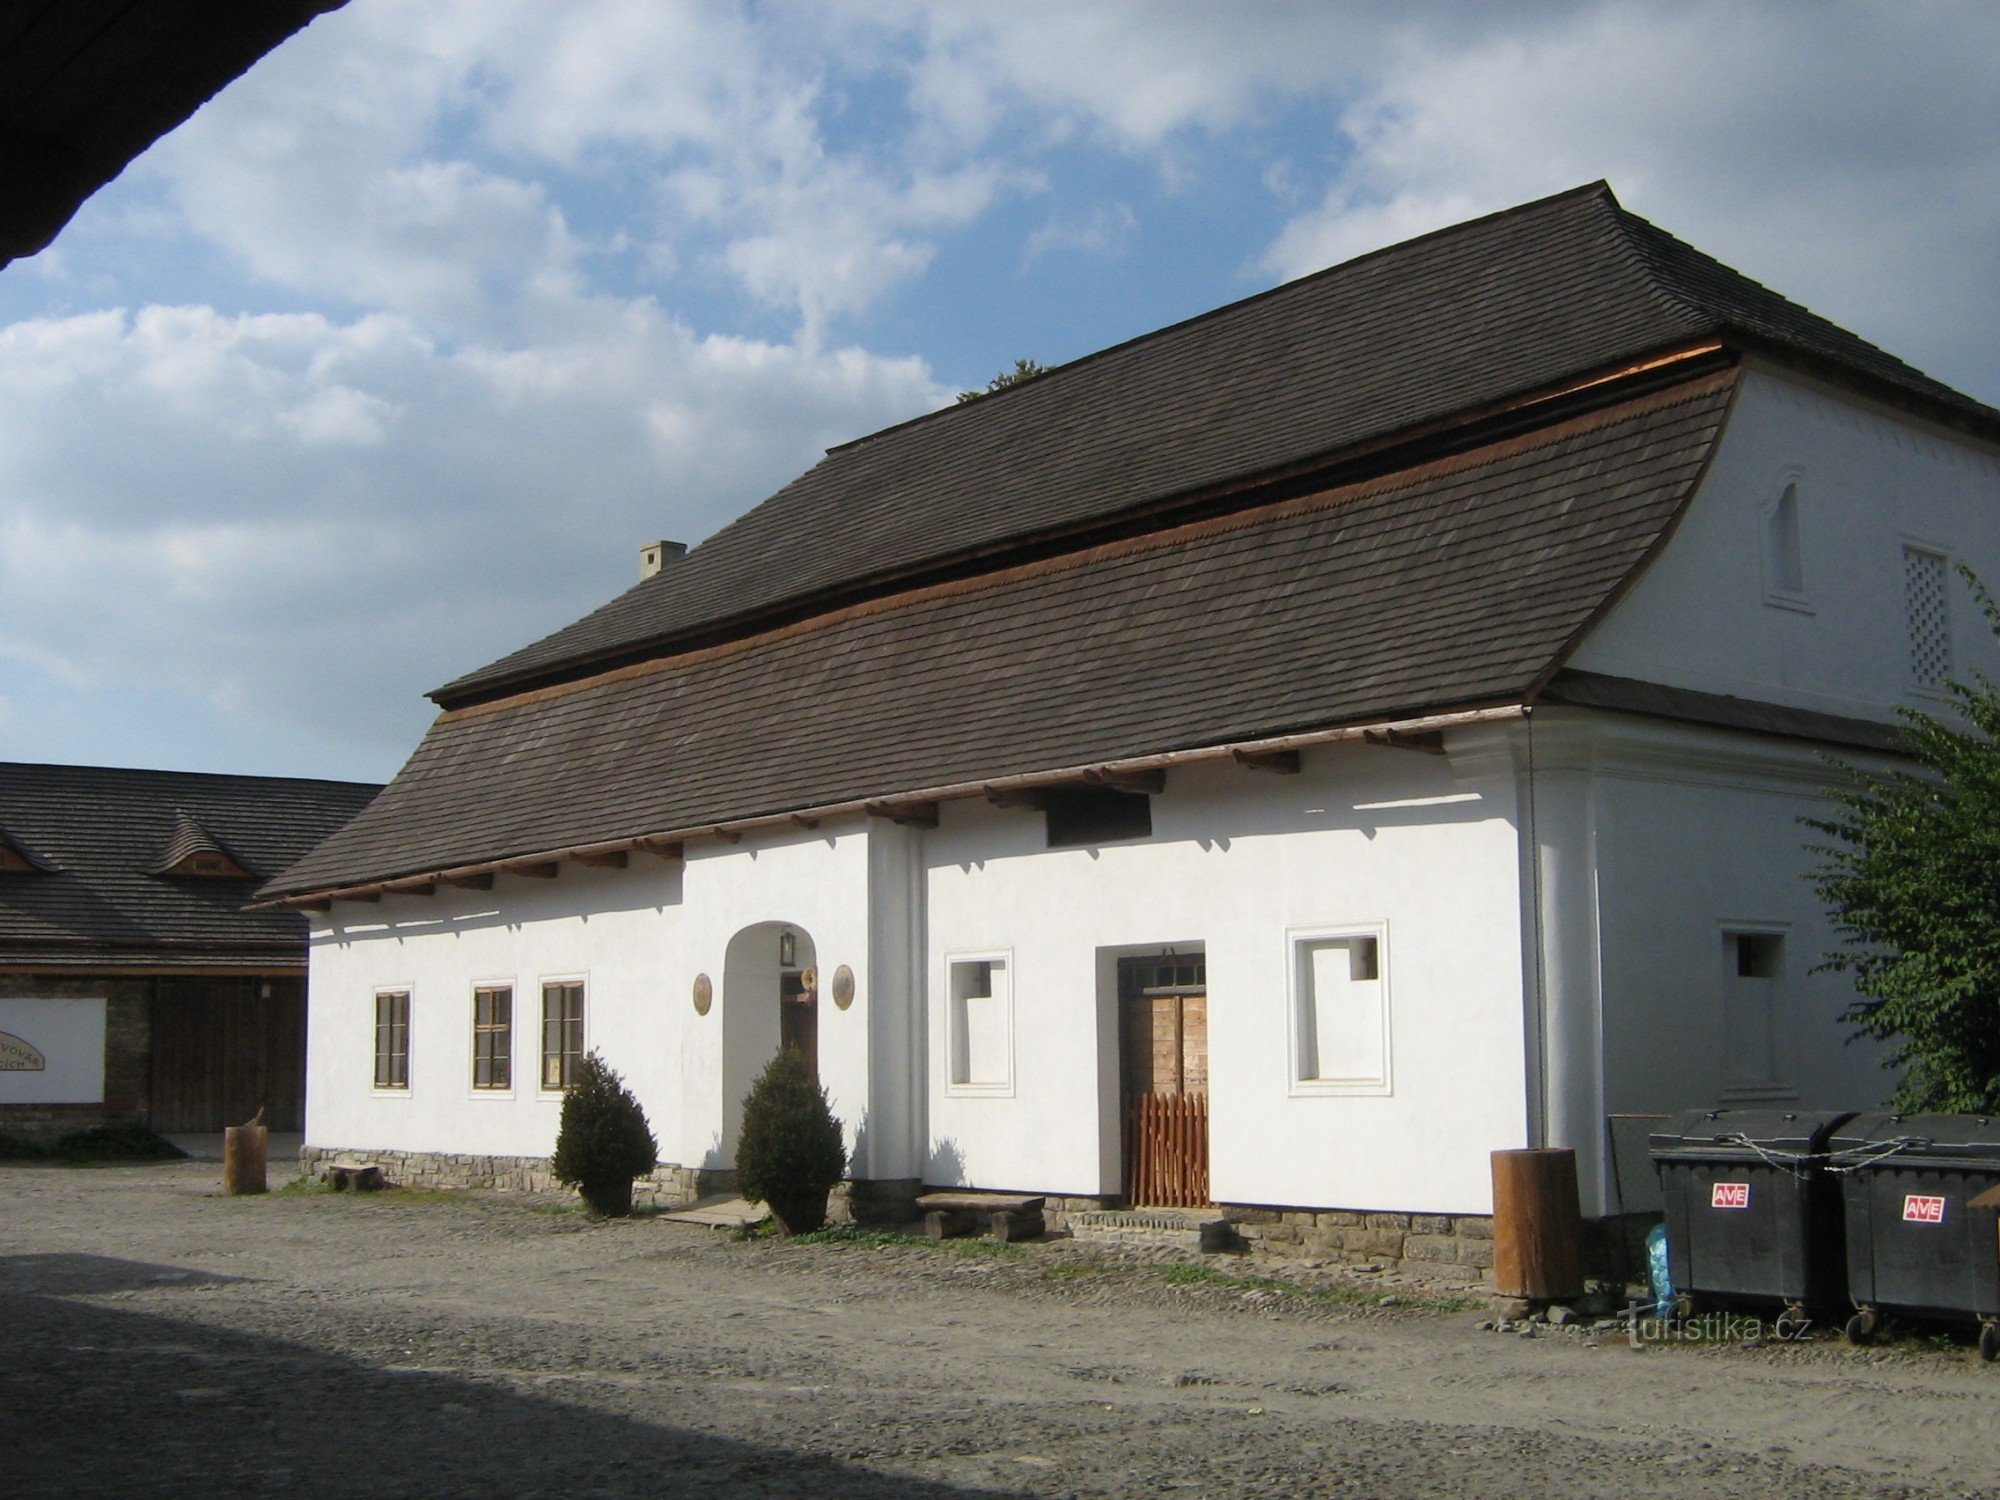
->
[5,1160,1999,1499]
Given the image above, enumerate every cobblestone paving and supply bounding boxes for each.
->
[4,1161,1997,1498]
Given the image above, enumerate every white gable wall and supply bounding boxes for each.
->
[1570,364,2000,716]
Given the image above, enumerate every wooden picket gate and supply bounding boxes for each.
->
[1123,1091,1210,1208]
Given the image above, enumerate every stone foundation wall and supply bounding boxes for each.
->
[1219,1204,1496,1284]
[300,1146,730,1208]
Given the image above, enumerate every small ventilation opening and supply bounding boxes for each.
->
[1732,931,1782,979]
[1044,788,1152,848]
[1903,545,1951,688]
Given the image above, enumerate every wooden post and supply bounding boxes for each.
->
[1491,1147,1584,1300]
[223,1122,269,1196]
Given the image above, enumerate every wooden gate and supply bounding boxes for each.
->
[150,976,307,1132]
[1119,952,1209,1207]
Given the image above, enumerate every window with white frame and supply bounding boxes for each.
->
[1291,928,1391,1094]
[541,981,584,1091]
[1903,544,1952,689]
[947,953,1012,1091]
[373,990,409,1090]
[1763,477,1807,604]
[473,985,512,1091]
[1721,929,1788,1096]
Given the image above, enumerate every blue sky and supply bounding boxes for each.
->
[2,1,1997,786]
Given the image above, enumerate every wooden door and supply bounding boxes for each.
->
[779,967,818,1079]
[1119,953,1209,1207]
[150,976,307,1132]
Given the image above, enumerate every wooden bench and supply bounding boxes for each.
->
[915,1191,1046,1243]
[324,1162,386,1192]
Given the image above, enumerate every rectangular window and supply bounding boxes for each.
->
[1722,930,1786,1095]
[373,990,409,1090]
[473,985,512,1091]
[1291,928,1390,1094]
[541,981,584,1091]
[1903,544,1951,689]
[947,953,1012,1091]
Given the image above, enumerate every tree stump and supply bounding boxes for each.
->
[1491,1147,1583,1300]
[223,1123,269,1196]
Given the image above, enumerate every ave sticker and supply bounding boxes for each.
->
[1902,1194,1946,1224]
[1710,1182,1751,1210]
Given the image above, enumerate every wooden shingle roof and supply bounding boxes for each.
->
[0,763,377,968]
[266,375,1735,898]
[437,181,1996,709]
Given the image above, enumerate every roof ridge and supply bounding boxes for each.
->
[1600,194,1716,331]
[0,760,381,791]
[826,179,1619,458]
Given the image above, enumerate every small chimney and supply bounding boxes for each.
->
[639,539,687,580]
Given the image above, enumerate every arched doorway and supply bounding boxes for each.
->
[720,921,818,1163]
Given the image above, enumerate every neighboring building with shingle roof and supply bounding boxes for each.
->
[0,764,377,1140]
[270,186,2000,1259]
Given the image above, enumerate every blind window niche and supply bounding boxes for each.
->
[947,953,1012,1092]
[1763,477,1807,604]
[1291,928,1391,1095]
[1721,929,1788,1097]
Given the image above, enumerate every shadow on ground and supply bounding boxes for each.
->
[0,1253,1017,1499]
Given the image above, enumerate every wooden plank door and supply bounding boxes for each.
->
[150,977,307,1132]
[1119,953,1209,1207]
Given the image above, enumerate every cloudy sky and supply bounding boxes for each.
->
[2,1,1996,785]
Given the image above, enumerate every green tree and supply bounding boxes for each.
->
[550,1052,658,1216]
[956,358,1049,403]
[1811,570,2000,1112]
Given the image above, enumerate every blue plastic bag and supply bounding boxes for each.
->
[1646,1221,1674,1318]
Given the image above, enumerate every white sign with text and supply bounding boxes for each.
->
[0,997,106,1104]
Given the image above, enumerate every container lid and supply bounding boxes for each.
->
[1828,1111,2000,1160]
[1648,1108,1855,1157]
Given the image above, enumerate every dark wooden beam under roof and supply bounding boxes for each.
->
[0,0,349,270]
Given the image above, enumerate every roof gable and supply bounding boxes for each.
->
[436,183,1993,708]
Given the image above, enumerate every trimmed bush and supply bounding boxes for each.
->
[735,1048,846,1234]
[550,1052,657,1217]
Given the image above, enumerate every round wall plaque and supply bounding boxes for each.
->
[831,964,856,1011]
[691,972,713,1016]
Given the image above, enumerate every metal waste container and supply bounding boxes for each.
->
[1830,1112,2000,1355]
[1650,1109,1854,1334]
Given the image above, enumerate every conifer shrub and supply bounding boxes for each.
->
[735,1048,846,1234]
[550,1052,657,1217]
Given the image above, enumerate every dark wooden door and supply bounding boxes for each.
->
[1119,953,1209,1207]
[780,967,818,1079]
[150,977,307,1132]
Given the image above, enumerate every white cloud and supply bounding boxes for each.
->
[1259,3,2000,399]
[7,0,1998,784]
[0,298,945,772]
[1024,203,1138,264]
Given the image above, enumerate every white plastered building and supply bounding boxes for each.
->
[266,185,2000,1274]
